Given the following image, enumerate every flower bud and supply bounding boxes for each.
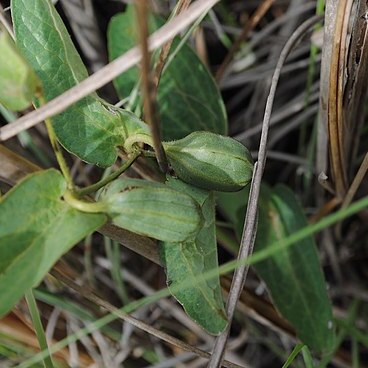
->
[163,132,253,192]
[99,178,202,242]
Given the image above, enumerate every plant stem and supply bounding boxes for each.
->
[75,150,141,197]
[63,190,106,213]
[25,289,55,368]
[39,95,73,189]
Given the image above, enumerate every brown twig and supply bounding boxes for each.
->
[215,0,275,82]
[207,15,324,367]
[0,0,220,141]
[135,0,168,173]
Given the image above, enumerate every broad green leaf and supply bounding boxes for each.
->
[11,0,148,167]
[256,185,335,352]
[0,28,40,111]
[0,169,106,317]
[160,178,227,335]
[108,7,228,140]
[217,185,335,352]
[99,178,202,242]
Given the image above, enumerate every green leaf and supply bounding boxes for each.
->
[216,187,249,234]
[0,169,106,317]
[160,178,227,335]
[11,0,148,167]
[0,28,40,111]
[108,8,228,140]
[254,185,335,353]
[217,185,335,352]
[99,178,202,242]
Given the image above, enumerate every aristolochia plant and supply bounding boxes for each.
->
[0,0,335,353]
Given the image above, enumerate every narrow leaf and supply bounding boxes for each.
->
[0,169,106,317]
[11,0,148,166]
[160,178,227,335]
[99,178,202,242]
[0,28,40,111]
[108,8,228,140]
[255,185,335,353]
[217,185,335,352]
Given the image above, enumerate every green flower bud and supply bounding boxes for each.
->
[99,178,202,242]
[163,132,253,192]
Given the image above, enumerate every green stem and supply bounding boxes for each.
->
[281,343,304,368]
[63,190,106,213]
[75,150,141,197]
[39,95,73,189]
[25,289,55,368]
[124,134,154,153]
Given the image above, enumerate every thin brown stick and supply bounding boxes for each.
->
[50,267,244,368]
[207,15,324,367]
[135,0,167,173]
[154,0,192,87]
[215,0,275,82]
[0,0,220,141]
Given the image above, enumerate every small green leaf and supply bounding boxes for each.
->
[255,185,335,353]
[164,132,253,192]
[0,28,40,111]
[11,0,148,166]
[108,8,228,140]
[0,169,106,317]
[99,178,202,242]
[160,178,227,335]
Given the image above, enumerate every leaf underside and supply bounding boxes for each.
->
[0,169,106,317]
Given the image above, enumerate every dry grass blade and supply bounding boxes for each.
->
[207,15,323,367]
[0,0,220,141]
[135,0,168,173]
[0,312,93,366]
[318,0,339,183]
[327,0,351,198]
[50,267,244,368]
